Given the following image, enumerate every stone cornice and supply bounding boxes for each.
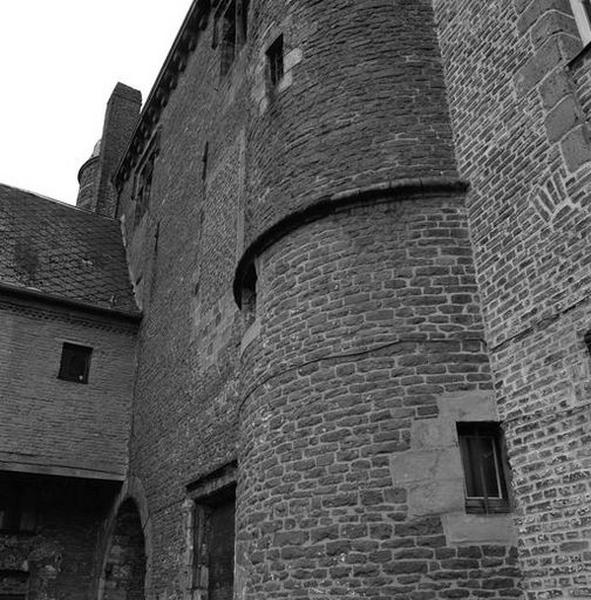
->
[0,459,126,482]
[232,177,470,307]
[0,281,141,332]
[114,0,213,191]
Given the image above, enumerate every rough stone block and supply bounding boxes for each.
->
[561,124,591,170]
[545,95,580,142]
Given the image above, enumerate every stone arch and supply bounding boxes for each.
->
[100,497,147,600]
[96,476,153,600]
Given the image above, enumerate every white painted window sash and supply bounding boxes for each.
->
[570,0,591,46]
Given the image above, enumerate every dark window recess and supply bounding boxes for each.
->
[201,142,209,181]
[236,0,249,46]
[208,497,235,600]
[220,0,249,76]
[134,151,155,227]
[584,329,591,355]
[150,223,160,300]
[241,263,257,326]
[0,483,36,533]
[266,35,284,86]
[58,342,92,384]
[457,422,510,514]
[192,485,236,600]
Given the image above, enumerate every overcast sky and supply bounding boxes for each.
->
[0,1,192,204]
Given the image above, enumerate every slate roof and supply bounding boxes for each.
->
[0,183,138,315]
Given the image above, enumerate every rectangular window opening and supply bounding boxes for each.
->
[219,0,248,76]
[201,142,209,181]
[266,35,284,87]
[58,342,92,384]
[241,263,257,327]
[220,0,237,76]
[236,0,249,47]
[134,151,155,227]
[457,422,510,514]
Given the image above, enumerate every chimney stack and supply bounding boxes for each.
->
[76,82,141,217]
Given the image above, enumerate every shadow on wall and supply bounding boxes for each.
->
[99,499,147,600]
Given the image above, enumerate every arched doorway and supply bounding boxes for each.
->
[101,498,146,600]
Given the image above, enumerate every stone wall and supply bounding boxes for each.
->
[115,1,249,594]
[236,193,522,599]
[434,0,591,596]
[101,499,147,600]
[113,0,525,597]
[243,0,458,245]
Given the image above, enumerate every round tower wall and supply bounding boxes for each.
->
[235,194,522,598]
[107,0,525,596]
[245,0,458,245]
[76,156,100,212]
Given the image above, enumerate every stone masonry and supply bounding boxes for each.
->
[4,1,591,599]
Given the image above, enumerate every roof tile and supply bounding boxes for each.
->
[0,183,138,315]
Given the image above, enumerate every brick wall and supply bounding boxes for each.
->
[95,84,141,218]
[116,2,249,593]
[76,155,100,213]
[0,299,136,478]
[434,0,591,595]
[112,0,524,597]
[245,0,458,245]
[237,194,522,599]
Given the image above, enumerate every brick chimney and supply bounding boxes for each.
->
[76,83,142,217]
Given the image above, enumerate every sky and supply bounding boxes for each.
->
[0,1,193,204]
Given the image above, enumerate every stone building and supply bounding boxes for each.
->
[1,0,591,598]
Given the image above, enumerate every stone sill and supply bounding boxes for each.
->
[240,317,261,356]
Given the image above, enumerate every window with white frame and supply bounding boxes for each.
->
[457,422,511,514]
[570,0,591,46]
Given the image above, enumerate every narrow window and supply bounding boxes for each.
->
[584,329,591,355]
[570,0,591,46]
[266,35,284,87]
[134,151,155,227]
[58,342,92,384]
[201,142,209,181]
[220,0,237,76]
[219,0,248,76]
[150,223,160,300]
[241,263,257,327]
[236,0,249,47]
[457,422,510,514]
